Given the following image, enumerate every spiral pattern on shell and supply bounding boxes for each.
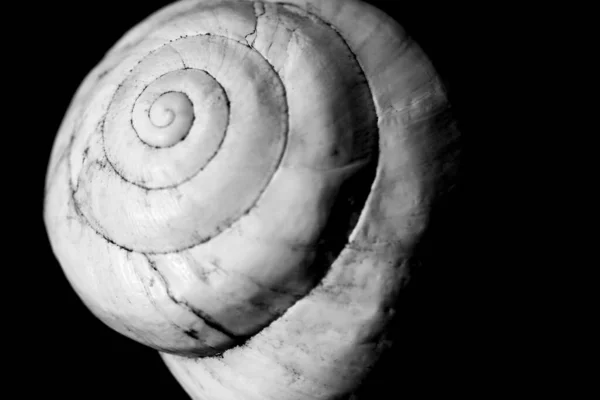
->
[44,0,457,399]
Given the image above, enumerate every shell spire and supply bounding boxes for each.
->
[44,0,459,399]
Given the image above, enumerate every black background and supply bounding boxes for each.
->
[14,0,497,398]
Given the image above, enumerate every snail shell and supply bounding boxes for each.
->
[44,0,459,399]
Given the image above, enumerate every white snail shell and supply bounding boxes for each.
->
[44,0,458,399]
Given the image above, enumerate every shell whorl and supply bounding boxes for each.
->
[44,0,456,399]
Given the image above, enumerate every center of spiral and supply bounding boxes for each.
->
[141,91,194,147]
[150,102,175,128]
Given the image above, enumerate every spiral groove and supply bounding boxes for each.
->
[75,34,291,255]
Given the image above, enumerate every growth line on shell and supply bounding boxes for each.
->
[129,252,211,348]
[143,254,245,342]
